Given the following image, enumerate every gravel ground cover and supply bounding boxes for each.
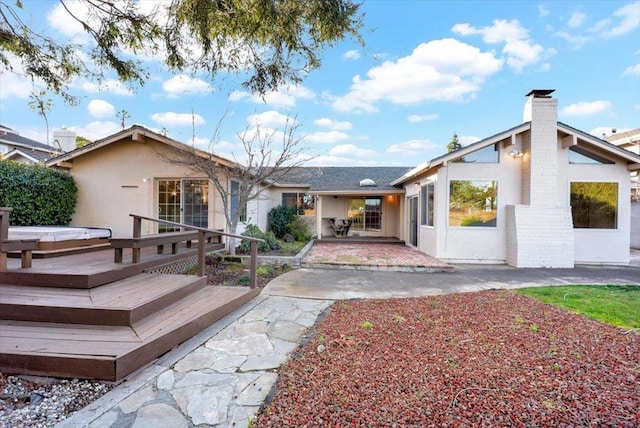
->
[255,290,640,427]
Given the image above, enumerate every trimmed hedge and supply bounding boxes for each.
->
[0,160,77,225]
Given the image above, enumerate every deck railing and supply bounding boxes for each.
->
[129,214,264,289]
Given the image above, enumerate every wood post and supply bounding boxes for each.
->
[197,230,205,277]
[133,216,142,238]
[250,241,258,289]
[1,208,12,271]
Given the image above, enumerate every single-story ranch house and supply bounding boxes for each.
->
[46,90,640,267]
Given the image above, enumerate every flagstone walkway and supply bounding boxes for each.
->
[59,295,332,428]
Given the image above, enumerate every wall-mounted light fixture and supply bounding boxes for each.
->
[509,149,524,158]
[414,181,421,187]
[142,177,151,183]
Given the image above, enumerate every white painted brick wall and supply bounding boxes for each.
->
[506,204,574,267]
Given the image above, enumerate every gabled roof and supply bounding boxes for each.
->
[0,127,61,154]
[3,148,54,163]
[46,124,237,168]
[558,122,640,168]
[392,121,640,185]
[391,122,531,185]
[272,166,412,193]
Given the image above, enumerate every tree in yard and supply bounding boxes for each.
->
[447,133,461,152]
[117,109,130,129]
[27,90,52,146]
[160,116,309,255]
[1,0,364,103]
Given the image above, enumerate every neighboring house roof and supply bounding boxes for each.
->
[273,166,413,194]
[3,148,53,163]
[0,128,60,153]
[46,124,238,169]
[605,128,640,153]
[392,121,640,186]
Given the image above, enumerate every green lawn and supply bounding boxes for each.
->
[516,285,640,330]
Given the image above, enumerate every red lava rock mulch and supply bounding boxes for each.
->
[255,290,639,427]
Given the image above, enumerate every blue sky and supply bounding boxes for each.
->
[1,0,639,166]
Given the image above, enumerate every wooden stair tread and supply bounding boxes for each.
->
[0,274,202,309]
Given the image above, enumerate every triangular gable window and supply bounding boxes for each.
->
[452,143,498,163]
[569,146,614,165]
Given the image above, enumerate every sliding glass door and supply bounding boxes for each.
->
[348,197,382,232]
[158,179,208,232]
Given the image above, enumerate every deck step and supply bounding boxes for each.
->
[0,273,208,325]
[0,285,261,380]
[0,243,225,288]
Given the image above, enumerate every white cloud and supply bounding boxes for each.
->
[247,110,292,128]
[538,4,550,17]
[407,114,439,123]
[332,38,503,113]
[151,112,205,126]
[452,19,545,72]
[0,54,40,99]
[229,85,315,108]
[595,1,640,38]
[68,121,121,141]
[329,144,378,158]
[561,100,612,116]
[314,118,353,130]
[555,31,591,48]
[47,1,91,42]
[0,71,33,99]
[460,136,481,146]
[162,75,212,97]
[258,84,315,108]
[568,12,587,28]
[623,63,640,76]
[343,50,361,60]
[87,99,115,118]
[79,79,134,96]
[229,91,250,102]
[386,139,439,156]
[305,131,350,144]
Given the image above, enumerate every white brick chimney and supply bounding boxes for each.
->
[506,89,575,268]
[52,129,77,153]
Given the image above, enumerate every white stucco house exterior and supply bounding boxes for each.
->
[392,90,640,267]
[43,90,640,267]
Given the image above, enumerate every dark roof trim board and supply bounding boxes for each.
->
[392,121,640,185]
[557,122,640,166]
[46,124,237,169]
[391,122,531,185]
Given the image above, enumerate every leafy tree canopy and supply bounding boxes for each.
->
[1,0,364,104]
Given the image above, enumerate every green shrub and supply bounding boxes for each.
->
[238,224,279,252]
[0,160,77,225]
[289,216,311,242]
[257,264,276,277]
[268,205,297,238]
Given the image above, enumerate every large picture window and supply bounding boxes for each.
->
[570,182,618,229]
[282,192,315,215]
[420,182,434,226]
[449,180,497,227]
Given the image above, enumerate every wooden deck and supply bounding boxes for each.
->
[0,244,260,381]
